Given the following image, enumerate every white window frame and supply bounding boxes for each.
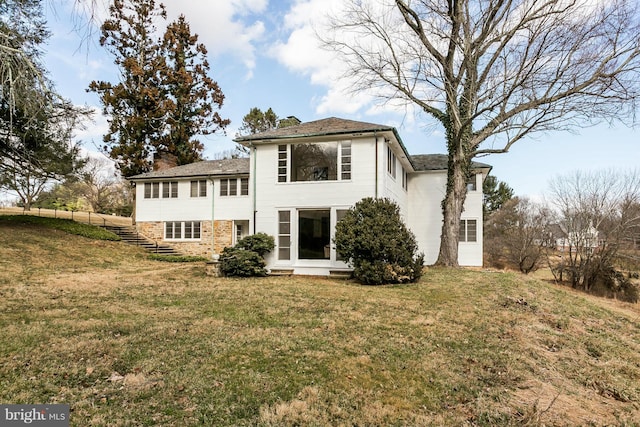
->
[467,174,477,192]
[162,181,178,198]
[190,180,207,197]
[165,221,201,240]
[459,219,477,243]
[278,210,291,260]
[278,141,352,183]
[144,182,160,199]
[387,146,397,179]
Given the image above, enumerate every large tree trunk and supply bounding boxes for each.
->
[435,147,470,267]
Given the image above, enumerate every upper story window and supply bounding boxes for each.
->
[387,146,397,178]
[401,168,408,191]
[144,182,160,199]
[240,178,249,195]
[467,174,477,192]
[278,145,288,183]
[162,181,178,198]
[292,142,337,181]
[190,180,207,197]
[341,141,351,180]
[278,141,351,183]
[220,178,249,196]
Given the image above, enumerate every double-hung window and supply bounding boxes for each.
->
[459,219,477,242]
[144,182,160,199]
[162,181,178,198]
[190,180,207,197]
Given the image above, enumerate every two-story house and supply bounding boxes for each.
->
[128,117,490,275]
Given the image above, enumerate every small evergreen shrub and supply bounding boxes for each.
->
[234,232,275,257]
[334,197,424,285]
[219,247,268,277]
[219,233,275,277]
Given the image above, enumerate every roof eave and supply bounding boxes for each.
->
[234,127,396,143]
[127,170,250,181]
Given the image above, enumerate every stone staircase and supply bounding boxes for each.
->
[103,225,181,256]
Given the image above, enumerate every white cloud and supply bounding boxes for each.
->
[269,0,415,119]
[161,0,267,79]
[269,0,369,115]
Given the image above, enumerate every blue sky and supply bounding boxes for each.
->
[42,0,638,200]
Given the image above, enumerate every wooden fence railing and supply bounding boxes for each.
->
[0,207,133,228]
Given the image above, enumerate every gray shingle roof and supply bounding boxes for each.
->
[233,117,396,142]
[411,154,492,171]
[128,158,250,180]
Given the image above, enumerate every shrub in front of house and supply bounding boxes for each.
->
[234,232,275,257]
[219,233,275,277]
[334,197,424,285]
[219,247,267,277]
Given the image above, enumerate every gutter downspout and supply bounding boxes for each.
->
[209,177,216,258]
[252,144,257,234]
[374,132,379,198]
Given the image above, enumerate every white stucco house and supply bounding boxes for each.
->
[128,117,491,276]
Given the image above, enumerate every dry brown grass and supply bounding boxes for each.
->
[1,220,639,426]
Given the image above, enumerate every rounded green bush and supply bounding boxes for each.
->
[334,197,424,285]
[219,247,267,277]
[235,232,275,257]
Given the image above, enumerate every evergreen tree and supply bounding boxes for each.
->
[237,107,278,136]
[483,175,514,217]
[159,15,229,165]
[88,0,167,178]
[1,0,87,207]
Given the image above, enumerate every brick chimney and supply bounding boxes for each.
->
[153,151,178,171]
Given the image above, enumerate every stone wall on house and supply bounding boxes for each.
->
[213,220,234,254]
[135,220,234,258]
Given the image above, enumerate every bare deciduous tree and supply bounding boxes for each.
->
[485,197,551,273]
[548,169,640,295]
[322,0,640,266]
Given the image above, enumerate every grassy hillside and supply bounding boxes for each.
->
[1,220,639,426]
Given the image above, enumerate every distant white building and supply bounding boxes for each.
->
[128,117,490,276]
[548,222,600,253]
